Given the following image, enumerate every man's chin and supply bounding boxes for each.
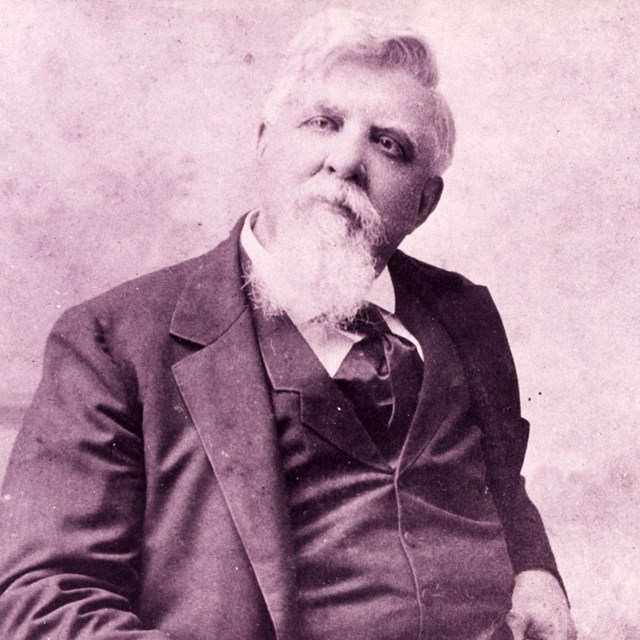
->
[248,246,376,327]
[249,199,381,324]
[314,201,358,229]
[295,184,385,246]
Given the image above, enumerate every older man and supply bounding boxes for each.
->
[0,9,575,640]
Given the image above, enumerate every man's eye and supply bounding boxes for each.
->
[305,116,337,131]
[377,135,405,160]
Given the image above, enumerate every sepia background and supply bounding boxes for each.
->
[1,1,638,636]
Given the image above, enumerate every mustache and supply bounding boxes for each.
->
[294,177,386,245]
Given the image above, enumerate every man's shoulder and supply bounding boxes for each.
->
[53,235,236,351]
[391,251,504,335]
[81,251,214,320]
[391,250,482,295]
[64,216,244,330]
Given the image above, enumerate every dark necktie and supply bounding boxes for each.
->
[333,304,423,459]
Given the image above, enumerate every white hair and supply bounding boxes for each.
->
[262,8,456,175]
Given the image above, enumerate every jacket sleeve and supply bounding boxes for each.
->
[0,305,170,639]
[448,285,565,590]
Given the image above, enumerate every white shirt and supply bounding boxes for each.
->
[240,211,423,376]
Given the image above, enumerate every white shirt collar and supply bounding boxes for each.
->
[239,210,396,325]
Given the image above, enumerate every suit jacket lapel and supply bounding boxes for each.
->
[390,250,519,417]
[392,274,453,470]
[390,252,476,472]
[169,220,299,640]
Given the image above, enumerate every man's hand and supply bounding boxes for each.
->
[506,570,577,640]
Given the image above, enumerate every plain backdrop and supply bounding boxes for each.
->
[1,1,639,637]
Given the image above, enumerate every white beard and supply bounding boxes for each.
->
[247,176,386,328]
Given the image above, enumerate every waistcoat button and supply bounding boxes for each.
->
[403,531,419,547]
[420,586,434,606]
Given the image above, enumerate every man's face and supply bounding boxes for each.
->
[256,60,443,266]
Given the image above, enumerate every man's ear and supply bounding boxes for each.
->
[417,176,444,225]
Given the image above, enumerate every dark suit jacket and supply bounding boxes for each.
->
[0,218,558,639]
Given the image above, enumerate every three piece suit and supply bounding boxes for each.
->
[0,217,559,639]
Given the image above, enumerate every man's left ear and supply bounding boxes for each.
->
[417,176,444,225]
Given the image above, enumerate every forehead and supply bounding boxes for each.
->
[284,61,434,135]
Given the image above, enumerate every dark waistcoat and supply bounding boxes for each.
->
[251,279,516,640]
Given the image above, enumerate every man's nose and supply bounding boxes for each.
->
[323,133,368,188]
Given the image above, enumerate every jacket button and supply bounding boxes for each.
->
[403,531,419,547]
